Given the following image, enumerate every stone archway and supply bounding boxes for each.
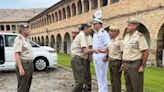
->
[32,37,34,41]
[157,24,164,67]
[41,36,44,46]
[38,37,40,45]
[64,33,71,54]
[45,36,49,46]
[50,35,55,49]
[138,23,151,47]
[56,34,62,52]
[35,37,37,43]
[11,25,16,33]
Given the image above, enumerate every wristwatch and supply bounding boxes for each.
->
[142,63,146,67]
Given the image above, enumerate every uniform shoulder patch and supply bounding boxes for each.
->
[137,31,144,37]
[17,35,23,40]
[101,29,105,32]
[117,37,122,40]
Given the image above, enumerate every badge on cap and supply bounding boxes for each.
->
[93,10,102,19]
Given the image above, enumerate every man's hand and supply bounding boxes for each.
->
[138,65,144,73]
[119,64,124,72]
[15,52,25,76]
[93,48,99,53]
[19,67,25,76]
[103,57,108,62]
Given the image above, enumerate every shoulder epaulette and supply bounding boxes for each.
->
[137,31,144,37]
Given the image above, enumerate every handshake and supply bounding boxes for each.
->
[92,48,106,54]
[92,48,100,53]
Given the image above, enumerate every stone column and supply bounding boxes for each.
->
[75,3,78,15]
[89,0,92,10]
[4,25,6,32]
[108,0,111,5]
[98,0,101,8]
[148,38,158,67]
[81,0,85,13]
[60,41,64,53]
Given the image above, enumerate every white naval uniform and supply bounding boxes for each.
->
[92,28,110,92]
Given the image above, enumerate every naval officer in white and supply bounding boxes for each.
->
[92,17,110,92]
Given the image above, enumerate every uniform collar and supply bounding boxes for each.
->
[20,34,28,41]
[79,31,88,37]
[130,30,138,37]
[111,36,119,41]
[95,28,103,34]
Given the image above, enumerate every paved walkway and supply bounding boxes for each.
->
[0,67,98,92]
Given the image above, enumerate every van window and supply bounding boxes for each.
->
[29,40,39,47]
[5,35,17,47]
[0,35,5,64]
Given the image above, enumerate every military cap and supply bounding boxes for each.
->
[93,18,103,24]
[109,26,120,32]
[18,24,30,33]
[104,25,110,32]
[127,18,140,25]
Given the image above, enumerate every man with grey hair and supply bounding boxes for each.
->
[13,24,33,92]
[123,19,148,92]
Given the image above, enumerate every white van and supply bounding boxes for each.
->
[0,33,58,71]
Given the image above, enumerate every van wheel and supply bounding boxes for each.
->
[34,57,47,71]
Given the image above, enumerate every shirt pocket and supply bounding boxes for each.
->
[113,42,120,49]
[129,40,139,53]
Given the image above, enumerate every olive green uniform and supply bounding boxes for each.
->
[108,36,123,92]
[13,34,33,92]
[85,35,92,91]
[123,31,148,92]
[71,31,91,92]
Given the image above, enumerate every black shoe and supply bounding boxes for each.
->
[85,87,91,91]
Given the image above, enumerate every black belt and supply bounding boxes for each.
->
[123,59,142,63]
[73,55,86,60]
[109,58,122,62]
[21,59,32,63]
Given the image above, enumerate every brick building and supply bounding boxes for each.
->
[0,0,164,66]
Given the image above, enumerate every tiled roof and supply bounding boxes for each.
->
[0,8,46,22]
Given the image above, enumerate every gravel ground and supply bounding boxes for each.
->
[0,67,98,92]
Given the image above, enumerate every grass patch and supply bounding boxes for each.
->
[58,53,164,92]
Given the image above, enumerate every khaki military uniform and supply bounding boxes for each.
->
[71,31,90,92]
[108,36,122,92]
[13,34,33,92]
[123,31,148,92]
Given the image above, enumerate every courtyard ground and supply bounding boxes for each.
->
[58,53,164,92]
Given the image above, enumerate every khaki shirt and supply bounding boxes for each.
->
[71,31,92,59]
[108,36,123,60]
[123,31,148,61]
[87,35,93,47]
[13,34,33,61]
